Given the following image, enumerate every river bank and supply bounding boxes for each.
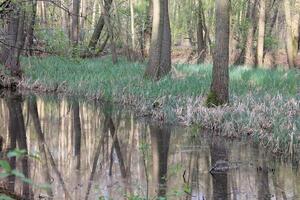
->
[2,56,300,155]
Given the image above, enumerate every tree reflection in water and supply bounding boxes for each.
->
[0,94,299,200]
[150,124,171,199]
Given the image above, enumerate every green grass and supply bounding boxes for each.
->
[21,56,300,155]
[23,56,298,98]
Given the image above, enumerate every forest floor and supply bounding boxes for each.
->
[11,56,300,155]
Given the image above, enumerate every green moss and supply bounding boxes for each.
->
[205,91,223,107]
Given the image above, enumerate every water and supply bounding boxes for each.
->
[0,92,299,200]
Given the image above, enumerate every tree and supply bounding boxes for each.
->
[88,0,113,52]
[71,0,81,47]
[130,0,136,55]
[206,0,230,107]
[0,1,27,77]
[26,0,37,56]
[244,0,258,66]
[197,0,206,64]
[256,0,266,67]
[99,0,118,64]
[144,0,171,80]
[283,0,299,68]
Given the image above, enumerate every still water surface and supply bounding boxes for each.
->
[0,93,299,200]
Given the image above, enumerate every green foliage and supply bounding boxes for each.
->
[36,28,70,55]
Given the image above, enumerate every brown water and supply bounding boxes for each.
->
[0,92,299,200]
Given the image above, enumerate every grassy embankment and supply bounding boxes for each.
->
[21,56,299,154]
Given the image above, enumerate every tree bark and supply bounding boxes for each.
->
[256,0,266,67]
[130,0,135,54]
[244,0,258,66]
[292,0,299,60]
[1,2,27,77]
[144,0,171,80]
[27,0,37,56]
[197,0,206,64]
[72,0,80,47]
[88,0,113,51]
[100,0,118,64]
[284,0,295,68]
[207,0,230,106]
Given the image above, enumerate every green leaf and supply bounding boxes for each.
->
[7,149,26,159]
[0,160,11,172]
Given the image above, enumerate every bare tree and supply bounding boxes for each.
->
[88,0,113,52]
[0,2,27,77]
[144,0,171,80]
[197,0,206,64]
[206,0,230,106]
[72,0,80,48]
[256,0,266,67]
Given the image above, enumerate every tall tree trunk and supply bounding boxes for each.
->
[27,0,37,56]
[197,0,206,64]
[88,0,113,51]
[244,0,258,66]
[256,0,266,67]
[284,0,295,68]
[100,0,118,64]
[72,0,80,47]
[207,0,230,106]
[144,0,171,80]
[139,0,153,59]
[130,0,135,54]
[79,0,87,41]
[292,0,299,60]
[1,3,27,77]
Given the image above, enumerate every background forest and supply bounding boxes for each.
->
[0,0,299,68]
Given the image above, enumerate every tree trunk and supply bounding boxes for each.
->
[130,0,135,55]
[207,0,230,106]
[144,0,171,80]
[244,0,258,66]
[197,0,206,64]
[88,0,113,51]
[79,0,87,41]
[256,0,266,67]
[72,0,80,47]
[292,0,299,58]
[1,3,27,77]
[283,0,295,68]
[100,0,118,64]
[139,0,153,59]
[27,0,37,56]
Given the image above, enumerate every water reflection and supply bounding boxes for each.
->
[0,93,299,199]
